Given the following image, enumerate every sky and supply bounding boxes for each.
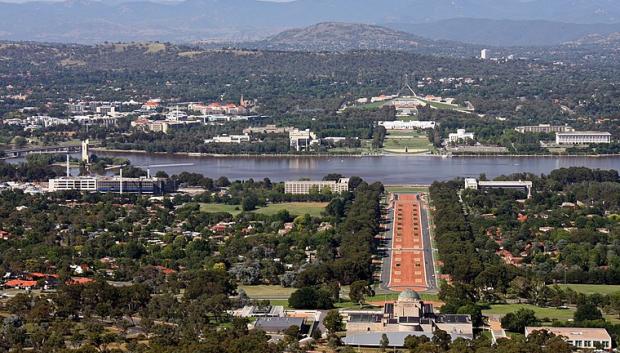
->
[0,0,297,2]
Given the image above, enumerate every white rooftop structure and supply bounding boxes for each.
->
[378,121,436,130]
[448,129,475,143]
[285,178,350,195]
[465,178,533,198]
[556,131,612,145]
[525,327,611,350]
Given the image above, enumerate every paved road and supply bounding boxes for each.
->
[379,192,437,292]
[419,198,438,290]
[379,198,394,291]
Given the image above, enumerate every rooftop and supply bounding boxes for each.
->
[343,331,472,347]
[254,317,305,332]
[398,288,421,301]
[556,131,611,136]
[525,327,611,341]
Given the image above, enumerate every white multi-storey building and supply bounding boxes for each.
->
[285,179,350,195]
[448,129,475,143]
[289,128,318,151]
[378,121,436,130]
[48,177,98,192]
[205,134,251,144]
[555,131,611,145]
[514,124,574,134]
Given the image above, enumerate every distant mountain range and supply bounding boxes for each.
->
[387,19,620,47]
[1,0,620,44]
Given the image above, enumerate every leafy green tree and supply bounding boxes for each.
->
[323,310,344,334]
[574,302,603,322]
[500,308,538,333]
[284,325,300,340]
[242,193,259,211]
[380,333,390,351]
[349,280,374,306]
[288,287,333,309]
[432,329,452,351]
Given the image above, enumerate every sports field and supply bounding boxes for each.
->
[389,194,427,291]
[200,202,326,217]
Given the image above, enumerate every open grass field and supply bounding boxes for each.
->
[254,202,327,217]
[555,284,620,295]
[238,285,296,299]
[385,185,430,193]
[199,203,242,215]
[483,303,620,323]
[483,304,576,321]
[383,131,434,154]
[200,202,326,217]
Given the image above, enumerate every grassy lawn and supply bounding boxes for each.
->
[383,131,433,154]
[416,97,462,110]
[351,100,390,110]
[254,202,327,217]
[238,285,296,299]
[555,284,620,295]
[328,140,376,154]
[199,203,242,215]
[484,303,620,323]
[268,299,290,308]
[263,287,439,309]
[483,304,576,321]
[200,202,326,217]
[385,185,430,193]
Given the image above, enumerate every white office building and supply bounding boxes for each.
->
[555,131,611,145]
[205,134,251,144]
[49,177,97,192]
[289,128,319,151]
[480,49,488,60]
[378,121,436,130]
[285,179,350,195]
[448,129,475,143]
[514,124,574,134]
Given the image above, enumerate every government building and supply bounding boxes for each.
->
[556,131,612,145]
[284,178,350,195]
[48,176,169,195]
[514,124,575,134]
[342,289,473,348]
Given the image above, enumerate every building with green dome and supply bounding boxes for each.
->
[341,288,473,348]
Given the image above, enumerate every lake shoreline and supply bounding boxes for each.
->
[92,147,620,159]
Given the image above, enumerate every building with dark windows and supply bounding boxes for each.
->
[48,176,171,195]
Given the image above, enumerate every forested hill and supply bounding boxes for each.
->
[0,41,490,113]
[241,22,479,57]
[2,41,620,132]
